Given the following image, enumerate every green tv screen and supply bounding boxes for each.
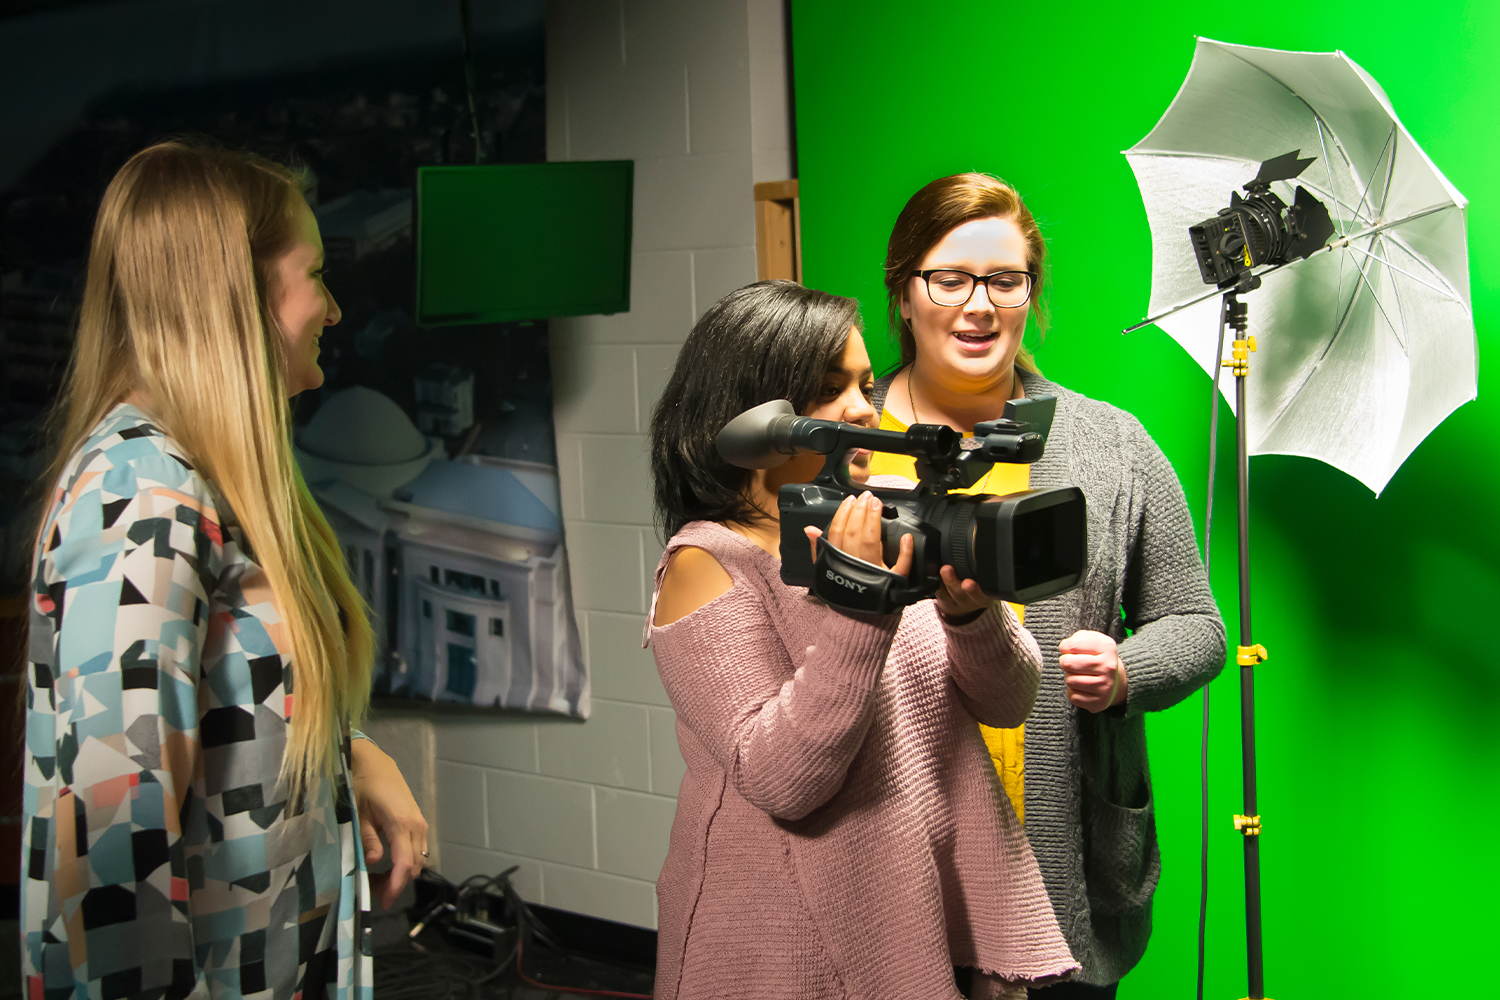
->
[415,161,633,325]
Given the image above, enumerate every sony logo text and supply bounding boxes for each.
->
[825,569,868,594]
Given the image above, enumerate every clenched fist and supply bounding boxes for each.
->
[1058,630,1127,713]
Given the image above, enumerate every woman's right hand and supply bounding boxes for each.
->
[804,491,914,577]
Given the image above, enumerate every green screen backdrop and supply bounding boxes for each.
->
[791,2,1498,996]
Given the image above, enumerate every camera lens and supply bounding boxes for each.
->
[923,488,1086,604]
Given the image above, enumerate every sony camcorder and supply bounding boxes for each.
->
[715,396,1087,615]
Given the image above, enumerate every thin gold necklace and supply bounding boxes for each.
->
[907,365,1019,428]
[911,366,983,490]
[908,366,1022,492]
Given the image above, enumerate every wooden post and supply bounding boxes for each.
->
[754,179,801,282]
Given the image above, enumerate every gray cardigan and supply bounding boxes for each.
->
[873,368,1226,985]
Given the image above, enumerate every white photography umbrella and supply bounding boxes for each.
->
[1125,37,1474,496]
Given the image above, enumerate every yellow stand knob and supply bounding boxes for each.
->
[1234,814,1262,836]
[1237,643,1268,666]
[1222,337,1256,377]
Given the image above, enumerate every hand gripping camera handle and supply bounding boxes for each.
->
[811,537,921,616]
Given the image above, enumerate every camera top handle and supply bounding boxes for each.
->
[716,395,1057,490]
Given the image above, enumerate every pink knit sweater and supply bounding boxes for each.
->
[646,522,1078,1000]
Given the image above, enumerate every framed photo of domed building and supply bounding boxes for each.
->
[296,373,588,718]
[288,168,592,720]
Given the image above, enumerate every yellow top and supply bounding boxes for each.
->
[867,408,1030,823]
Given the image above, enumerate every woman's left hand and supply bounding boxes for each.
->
[1058,630,1128,712]
[933,564,993,622]
[350,738,429,909]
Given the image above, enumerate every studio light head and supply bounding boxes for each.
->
[1189,150,1336,288]
[716,398,1087,614]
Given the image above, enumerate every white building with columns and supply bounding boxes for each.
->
[295,385,586,717]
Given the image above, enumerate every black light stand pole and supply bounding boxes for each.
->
[1222,285,1270,1000]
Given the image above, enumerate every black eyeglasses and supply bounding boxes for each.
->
[916,269,1036,308]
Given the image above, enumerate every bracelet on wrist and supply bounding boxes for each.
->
[939,606,986,627]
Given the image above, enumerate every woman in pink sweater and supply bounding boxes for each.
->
[645,281,1078,1000]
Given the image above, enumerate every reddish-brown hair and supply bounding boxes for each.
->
[883,172,1047,372]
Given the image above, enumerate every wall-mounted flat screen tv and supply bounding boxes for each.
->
[415,160,633,325]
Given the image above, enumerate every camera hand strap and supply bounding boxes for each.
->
[812,537,921,616]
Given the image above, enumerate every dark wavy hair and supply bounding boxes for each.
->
[650,280,861,540]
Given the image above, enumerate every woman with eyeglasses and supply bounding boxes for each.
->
[871,174,1226,999]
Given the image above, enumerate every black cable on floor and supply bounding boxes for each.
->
[396,867,653,999]
[490,871,651,999]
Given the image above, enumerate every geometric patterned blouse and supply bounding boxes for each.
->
[21,404,372,1000]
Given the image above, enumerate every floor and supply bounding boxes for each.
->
[1,904,655,999]
[371,908,656,1000]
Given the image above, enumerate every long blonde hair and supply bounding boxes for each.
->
[38,140,372,797]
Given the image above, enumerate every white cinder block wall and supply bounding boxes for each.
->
[413,0,792,929]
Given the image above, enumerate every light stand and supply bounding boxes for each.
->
[1216,276,1272,1000]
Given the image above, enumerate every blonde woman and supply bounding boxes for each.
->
[20,141,427,1000]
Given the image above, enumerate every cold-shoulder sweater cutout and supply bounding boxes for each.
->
[645,521,1078,1000]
